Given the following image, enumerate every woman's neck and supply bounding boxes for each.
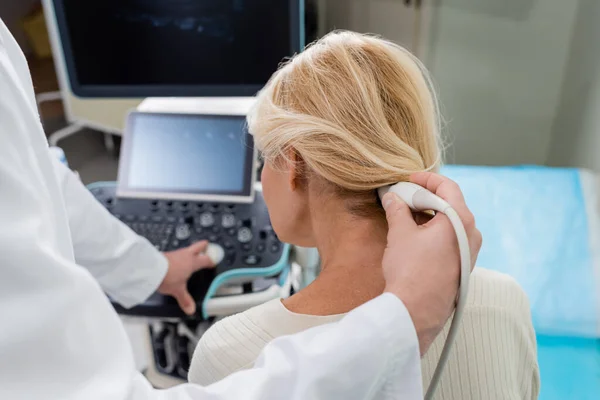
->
[314,212,388,273]
[283,202,389,316]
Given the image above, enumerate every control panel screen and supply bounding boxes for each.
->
[118,112,254,201]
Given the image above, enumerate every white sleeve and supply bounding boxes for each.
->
[155,293,423,400]
[51,159,168,308]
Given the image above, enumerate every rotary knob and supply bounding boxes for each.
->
[175,224,191,240]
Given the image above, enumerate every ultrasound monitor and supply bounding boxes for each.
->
[50,0,304,97]
[117,112,256,203]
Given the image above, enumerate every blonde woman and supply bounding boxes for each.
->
[188,31,540,399]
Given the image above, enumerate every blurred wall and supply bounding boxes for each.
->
[64,96,142,133]
[547,0,600,171]
[423,0,580,166]
[324,0,415,50]
[0,0,40,54]
[0,0,40,53]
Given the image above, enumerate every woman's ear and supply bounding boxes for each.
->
[286,148,303,191]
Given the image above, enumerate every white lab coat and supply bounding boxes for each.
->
[0,19,423,399]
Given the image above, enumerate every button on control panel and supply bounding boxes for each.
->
[198,212,215,228]
[244,255,261,265]
[222,213,236,228]
[237,227,253,243]
[175,224,191,241]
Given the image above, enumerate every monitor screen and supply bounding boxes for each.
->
[118,112,255,202]
[51,0,303,97]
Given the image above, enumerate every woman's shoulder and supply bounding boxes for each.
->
[467,267,531,315]
[421,267,540,399]
[188,298,344,386]
[187,299,282,386]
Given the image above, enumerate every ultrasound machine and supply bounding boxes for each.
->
[88,111,298,383]
[43,0,323,385]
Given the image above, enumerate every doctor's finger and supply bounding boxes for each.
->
[382,192,417,239]
[427,211,482,271]
[410,172,475,232]
[189,240,209,254]
[174,289,197,316]
[193,254,216,271]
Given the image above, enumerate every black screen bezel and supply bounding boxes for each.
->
[50,0,304,98]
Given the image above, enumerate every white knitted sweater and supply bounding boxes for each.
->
[189,268,540,399]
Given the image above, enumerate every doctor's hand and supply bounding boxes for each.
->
[381,172,482,356]
[160,240,215,315]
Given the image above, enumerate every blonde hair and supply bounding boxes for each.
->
[248,31,442,211]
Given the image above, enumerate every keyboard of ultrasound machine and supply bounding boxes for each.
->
[89,184,286,318]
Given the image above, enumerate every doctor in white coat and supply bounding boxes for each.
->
[0,19,482,400]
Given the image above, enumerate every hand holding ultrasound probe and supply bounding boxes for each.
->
[380,173,481,399]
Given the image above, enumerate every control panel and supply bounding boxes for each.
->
[89,183,286,319]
